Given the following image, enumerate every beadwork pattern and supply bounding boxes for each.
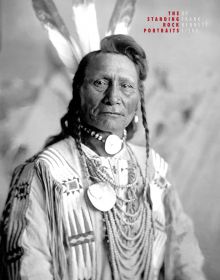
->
[83,144,154,280]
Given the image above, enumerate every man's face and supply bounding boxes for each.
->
[80,53,140,136]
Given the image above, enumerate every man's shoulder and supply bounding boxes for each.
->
[37,137,82,182]
[11,137,77,182]
[38,136,77,166]
[41,136,76,154]
[150,148,169,175]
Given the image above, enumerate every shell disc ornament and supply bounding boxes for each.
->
[105,134,123,155]
[87,182,116,211]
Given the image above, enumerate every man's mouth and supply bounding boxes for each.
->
[101,112,120,115]
[99,111,124,116]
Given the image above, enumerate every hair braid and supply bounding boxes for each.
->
[139,83,150,160]
[75,113,83,156]
[68,82,83,156]
[139,82,153,210]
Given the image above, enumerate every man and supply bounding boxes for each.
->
[0,34,206,280]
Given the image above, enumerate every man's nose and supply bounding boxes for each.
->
[103,84,121,105]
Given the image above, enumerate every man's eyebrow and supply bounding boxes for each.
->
[86,74,137,83]
[119,77,136,82]
[86,74,110,80]
[105,74,137,82]
[85,76,109,84]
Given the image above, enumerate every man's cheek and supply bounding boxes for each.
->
[81,94,99,107]
[126,99,139,115]
[81,103,97,121]
[80,96,93,111]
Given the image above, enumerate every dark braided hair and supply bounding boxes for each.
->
[45,34,150,160]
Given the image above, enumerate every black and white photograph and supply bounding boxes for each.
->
[0,1,219,279]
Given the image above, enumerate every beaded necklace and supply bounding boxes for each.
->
[81,143,154,280]
[81,124,127,155]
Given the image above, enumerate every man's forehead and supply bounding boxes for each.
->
[85,53,138,79]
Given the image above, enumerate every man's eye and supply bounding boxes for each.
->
[93,79,108,89]
[121,83,133,89]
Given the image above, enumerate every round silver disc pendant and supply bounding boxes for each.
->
[87,182,116,212]
[105,134,122,155]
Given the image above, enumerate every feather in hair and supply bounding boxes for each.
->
[32,0,81,73]
[71,0,100,55]
[32,0,138,72]
[106,0,137,36]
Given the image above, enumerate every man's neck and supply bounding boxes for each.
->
[80,124,124,157]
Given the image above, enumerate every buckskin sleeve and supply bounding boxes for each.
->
[163,185,206,280]
[0,161,53,280]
